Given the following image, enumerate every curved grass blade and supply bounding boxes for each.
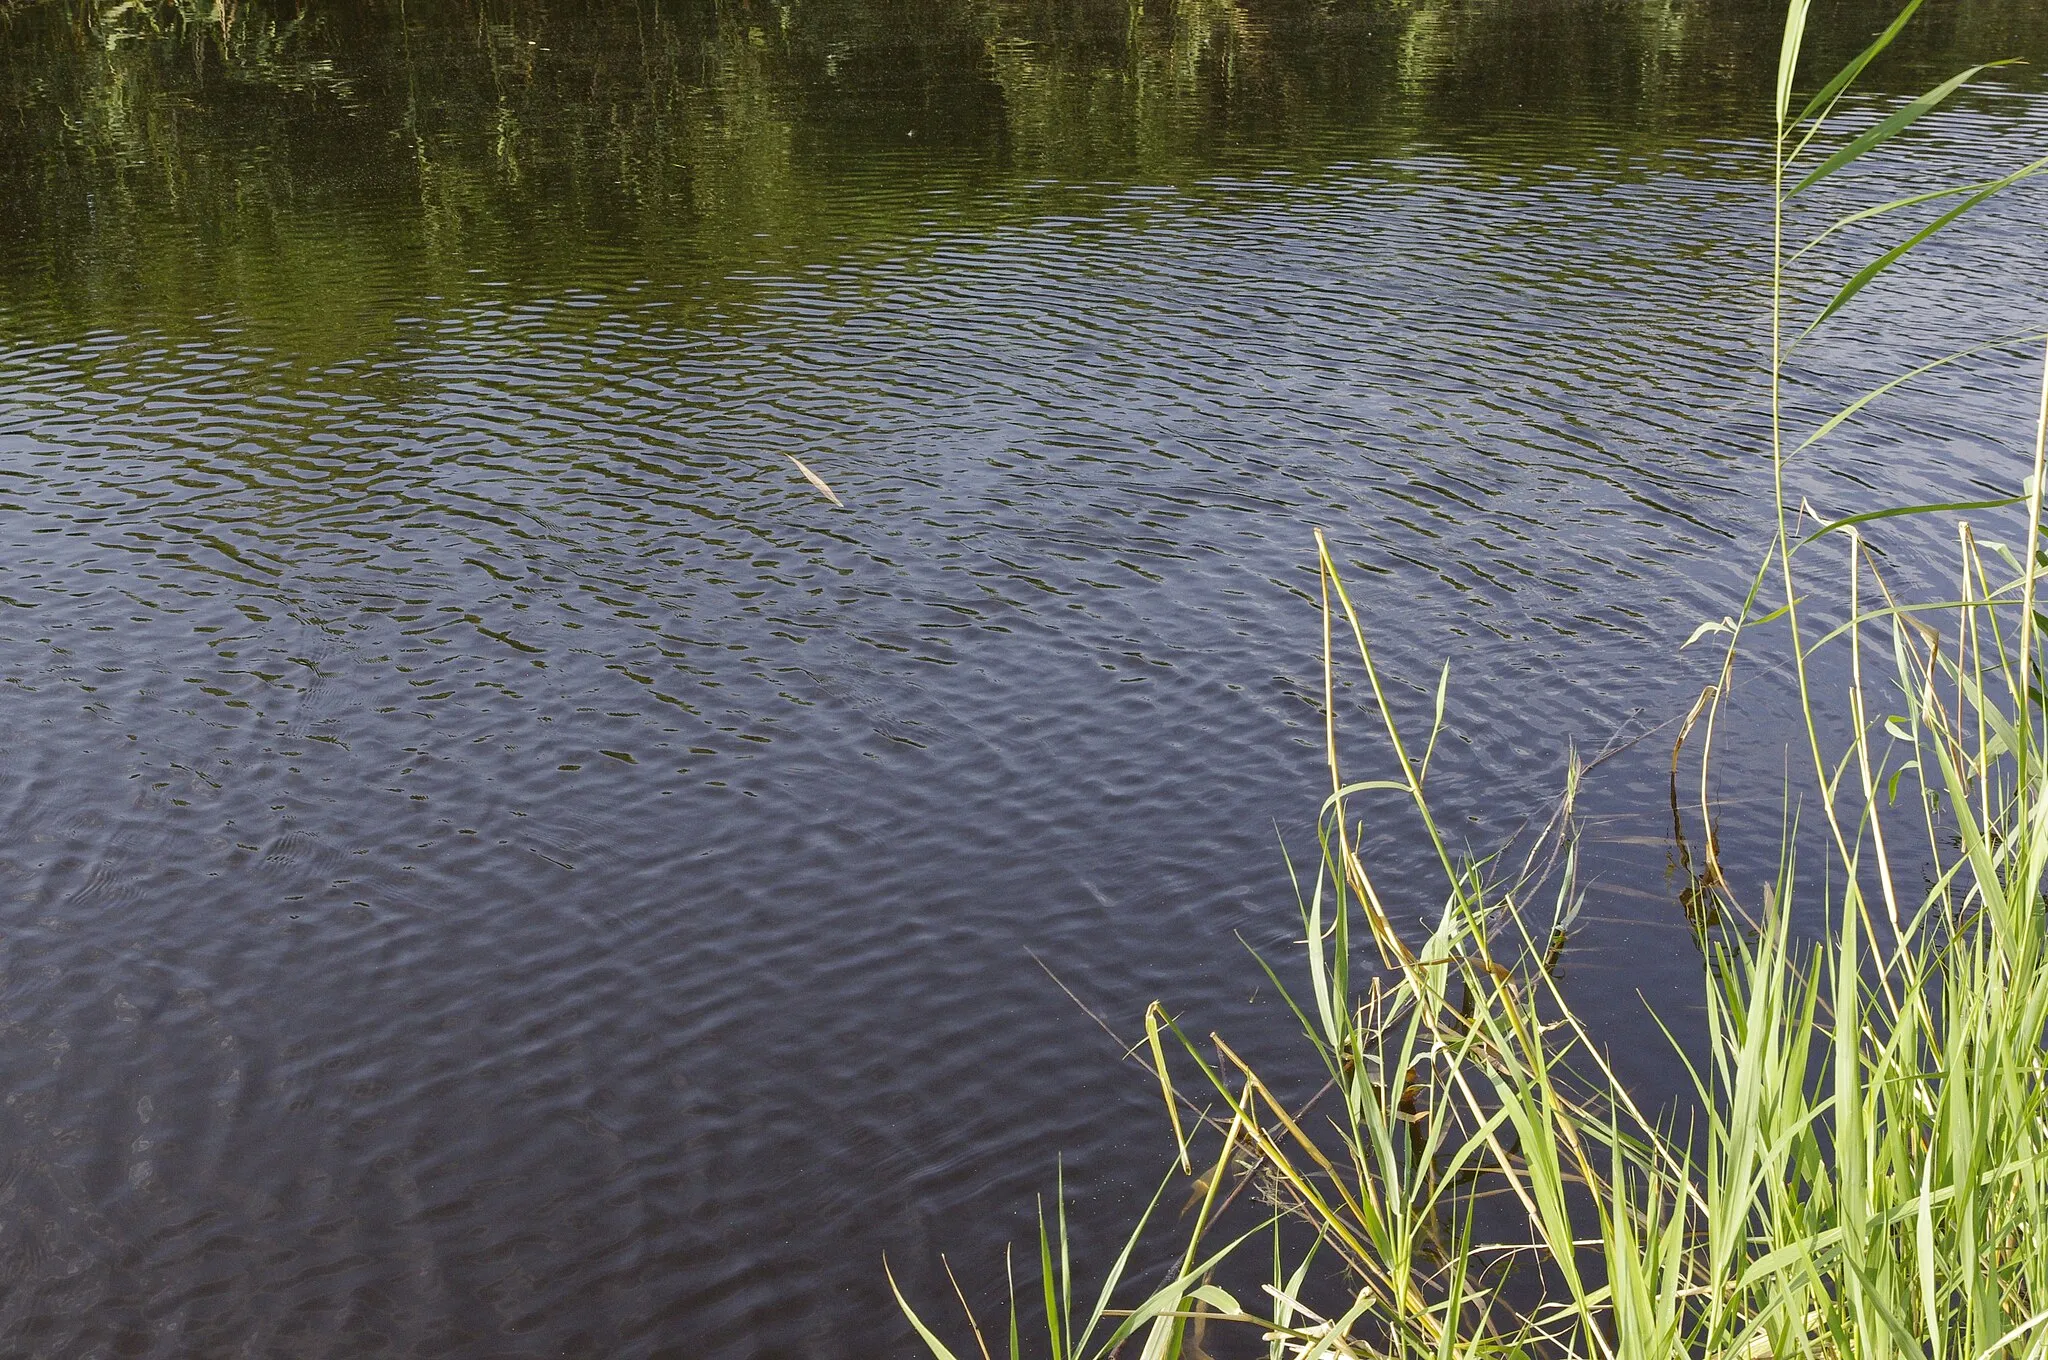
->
[1789,62,2009,197]
[890,1259,969,1360]
[1792,0,1926,128]
[1792,333,2048,456]
[1803,181,2005,335]
[1144,1003,1192,1175]
[1796,157,2048,261]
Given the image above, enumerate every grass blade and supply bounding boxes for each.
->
[1790,63,2006,197]
[1776,0,1813,129]
[1803,181,2003,335]
[1792,0,1926,127]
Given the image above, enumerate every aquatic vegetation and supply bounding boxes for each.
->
[896,2,2048,1356]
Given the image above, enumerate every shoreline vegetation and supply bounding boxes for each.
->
[899,2,2048,1357]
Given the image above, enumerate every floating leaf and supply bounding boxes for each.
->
[786,453,844,507]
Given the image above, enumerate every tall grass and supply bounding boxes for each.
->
[896,1,2048,1356]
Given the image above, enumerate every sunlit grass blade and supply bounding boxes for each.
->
[1802,178,2006,335]
[1791,332,2048,459]
[1789,61,2009,197]
[1791,0,1925,127]
[1799,493,2027,548]
[1775,0,1813,129]
[1796,157,2048,261]
[891,1259,969,1360]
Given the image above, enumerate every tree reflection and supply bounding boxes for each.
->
[2,0,2042,342]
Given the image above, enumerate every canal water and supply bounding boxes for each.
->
[1,0,2045,1353]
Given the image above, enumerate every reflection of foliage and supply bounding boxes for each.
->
[82,0,353,106]
[2,0,2045,346]
[62,0,354,172]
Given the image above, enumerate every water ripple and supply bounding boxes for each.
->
[2,23,2047,1356]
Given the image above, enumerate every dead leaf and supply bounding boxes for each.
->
[785,454,843,507]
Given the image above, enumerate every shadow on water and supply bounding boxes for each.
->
[0,0,2046,1354]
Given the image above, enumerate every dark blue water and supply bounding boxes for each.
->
[1,0,2046,1353]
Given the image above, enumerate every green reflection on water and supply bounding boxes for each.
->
[2,0,2044,353]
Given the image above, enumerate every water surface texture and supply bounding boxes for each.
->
[2,0,2047,1354]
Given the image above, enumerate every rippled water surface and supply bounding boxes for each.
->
[2,0,2047,1353]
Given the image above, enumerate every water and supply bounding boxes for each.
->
[1,0,2045,1353]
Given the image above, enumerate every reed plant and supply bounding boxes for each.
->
[896,0,2048,1356]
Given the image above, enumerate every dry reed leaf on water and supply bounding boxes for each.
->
[786,454,843,507]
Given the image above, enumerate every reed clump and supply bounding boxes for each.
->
[897,1,2048,1356]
